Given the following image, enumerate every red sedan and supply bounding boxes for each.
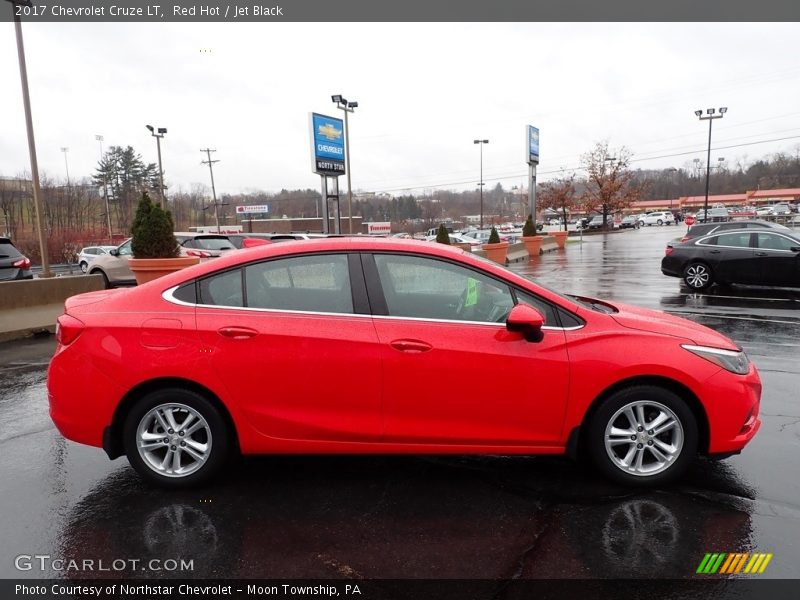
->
[48,238,761,488]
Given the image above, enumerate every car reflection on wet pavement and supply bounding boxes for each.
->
[0,225,798,581]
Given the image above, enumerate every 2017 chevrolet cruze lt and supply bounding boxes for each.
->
[48,238,761,488]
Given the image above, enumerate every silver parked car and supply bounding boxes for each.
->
[77,245,117,273]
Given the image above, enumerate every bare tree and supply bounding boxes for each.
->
[581,141,647,228]
[538,174,579,232]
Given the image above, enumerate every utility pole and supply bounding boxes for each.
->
[201,148,221,233]
[9,0,52,277]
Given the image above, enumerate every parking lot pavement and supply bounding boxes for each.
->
[1,226,798,581]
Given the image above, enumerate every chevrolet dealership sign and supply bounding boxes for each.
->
[310,112,346,175]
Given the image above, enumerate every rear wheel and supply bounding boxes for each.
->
[588,386,697,486]
[657,219,663,226]
[683,262,713,290]
[123,388,229,488]
[90,268,110,289]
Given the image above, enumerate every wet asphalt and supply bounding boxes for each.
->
[0,225,798,583]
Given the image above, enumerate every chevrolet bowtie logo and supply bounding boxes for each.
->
[318,124,342,141]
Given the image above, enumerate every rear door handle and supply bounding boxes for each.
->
[390,339,432,353]
[755,252,768,257]
[218,326,258,340]
[709,250,721,254]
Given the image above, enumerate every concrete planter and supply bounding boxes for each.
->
[521,236,544,257]
[482,241,509,264]
[552,231,569,249]
[129,256,200,285]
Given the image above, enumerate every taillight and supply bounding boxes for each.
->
[55,314,85,346]
[13,256,31,270]
[665,246,674,256]
[186,250,211,258]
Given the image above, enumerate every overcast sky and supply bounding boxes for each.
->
[2,22,800,197]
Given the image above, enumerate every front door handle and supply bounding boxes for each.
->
[755,252,768,257]
[218,326,258,340]
[390,339,432,354]
[709,250,721,254]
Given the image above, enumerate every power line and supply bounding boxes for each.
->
[366,133,800,194]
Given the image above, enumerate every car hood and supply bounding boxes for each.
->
[603,300,740,350]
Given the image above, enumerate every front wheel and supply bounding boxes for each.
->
[657,219,663,226]
[123,388,230,488]
[683,262,713,290]
[588,386,697,486]
[79,261,88,273]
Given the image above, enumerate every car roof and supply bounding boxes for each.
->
[692,228,800,243]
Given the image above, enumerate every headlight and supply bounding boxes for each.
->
[681,344,750,375]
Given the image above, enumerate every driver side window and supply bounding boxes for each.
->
[373,254,514,323]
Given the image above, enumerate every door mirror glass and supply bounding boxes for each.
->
[109,248,119,256]
[506,304,545,342]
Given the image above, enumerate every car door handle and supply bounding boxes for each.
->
[709,250,721,254]
[390,339,433,354]
[218,326,258,340]
[755,252,768,256]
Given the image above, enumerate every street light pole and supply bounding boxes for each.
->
[8,0,51,277]
[332,96,358,234]
[146,125,167,207]
[695,107,727,220]
[474,139,489,228]
[95,135,113,243]
[60,147,70,186]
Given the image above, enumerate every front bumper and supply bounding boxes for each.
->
[702,364,762,454]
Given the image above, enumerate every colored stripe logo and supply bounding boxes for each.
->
[697,552,773,574]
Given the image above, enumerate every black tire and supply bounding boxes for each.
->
[657,219,663,226]
[90,268,110,289]
[79,261,88,273]
[123,388,230,488]
[682,262,714,290]
[588,385,697,486]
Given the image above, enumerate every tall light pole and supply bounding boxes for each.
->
[332,95,358,234]
[7,0,51,277]
[695,107,727,220]
[95,135,113,243]
[146,125,167,207]
[60,147,70,186]
[474,139,489,228]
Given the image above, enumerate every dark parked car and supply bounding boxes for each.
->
[662,229,800,290]
[678,219,792,242]
[620,215,640,229]
[0,237,33,281]
[587,215,606,230]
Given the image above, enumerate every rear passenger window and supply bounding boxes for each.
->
[245,255,353,314]
[199,269,243,307]
[715,232,752,248]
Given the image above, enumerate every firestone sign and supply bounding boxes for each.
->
[236,205,269,214]
[310,113,346,175]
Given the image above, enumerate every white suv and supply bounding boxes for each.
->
[639,211,675,226]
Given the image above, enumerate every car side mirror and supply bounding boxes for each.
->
[791,246,800,253]
[506,304,545,342]
[109,249,119,256]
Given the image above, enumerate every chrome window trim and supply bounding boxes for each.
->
[163,286,584,330]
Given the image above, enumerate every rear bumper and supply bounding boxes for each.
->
[660,256,683,277]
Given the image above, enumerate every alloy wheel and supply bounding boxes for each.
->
[136,403,212,478]
[604,400,684,477]
[684,264,710,289]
